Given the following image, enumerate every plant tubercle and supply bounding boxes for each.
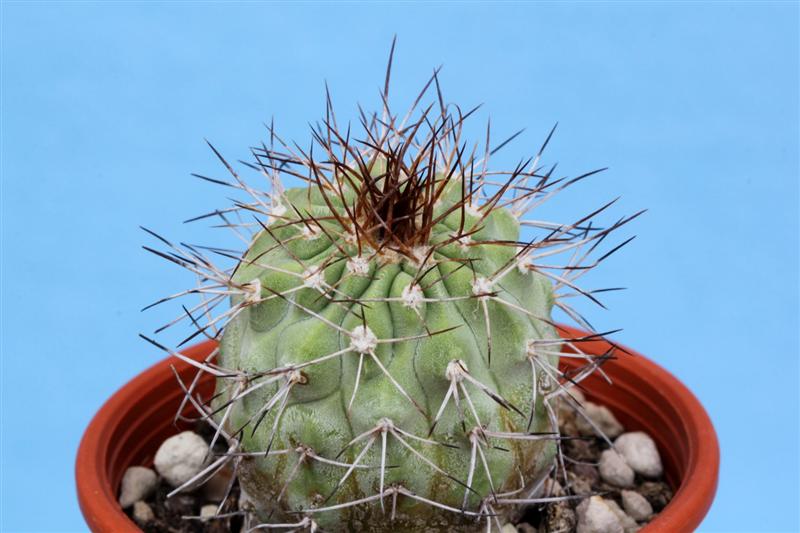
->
[142,39,642,532]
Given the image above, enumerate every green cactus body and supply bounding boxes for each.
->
[143,46,638,532]
[214,169,560,531]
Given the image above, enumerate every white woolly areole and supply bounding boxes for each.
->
[455,234,472,250]
[346,255,370,276]
[517,253,534,274]
[350,325,378,354]
[410,245,431,266]
[471,276,493,297]
[301,224,321,240]
[243,278,262,304]
[465,201,482,218]
[377,248,401,265]
[525,339,538,358]
[343,229,358,246]
[288,369,307,385]
[401,283,424,309]
[266,202,286,224]
[271,202,287,217]
[445,359,467,381]
[302,267,325,290]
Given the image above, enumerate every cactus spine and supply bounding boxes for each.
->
[142,42,640,532]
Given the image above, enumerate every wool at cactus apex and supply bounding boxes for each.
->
[1,2,797,533]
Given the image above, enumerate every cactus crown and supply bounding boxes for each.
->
[142,40,641,532]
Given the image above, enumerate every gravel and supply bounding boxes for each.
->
[131,501,155,526]
[614,432,663,478]
[118,466,158,508]
[154,431,209,487]
[604,499,639,533]
[512,392,673,533]
[126,394,672,532]
[621,489,654,521]
[637,481,673,512]
[200,504,218,519]
[599,449,635,488]
[575,402,625,439]
[576,496,624,533]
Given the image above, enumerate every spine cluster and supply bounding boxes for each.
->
[142,41,640,532]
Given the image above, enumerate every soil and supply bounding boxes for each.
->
[132,407,673,532]
[136,479,242,533]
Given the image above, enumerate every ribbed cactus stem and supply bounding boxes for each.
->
[141,41,641,533]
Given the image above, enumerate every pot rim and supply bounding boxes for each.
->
[76,327,718,532]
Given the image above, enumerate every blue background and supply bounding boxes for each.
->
[2,2,798,532]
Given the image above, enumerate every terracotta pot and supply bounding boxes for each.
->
[76,327,718,532]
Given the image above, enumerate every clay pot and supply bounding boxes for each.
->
[76,327,718,532]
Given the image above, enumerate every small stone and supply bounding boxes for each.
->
[542,501,577,533]
[598,449,635,488]
[203,463,234,502]
[131,501,155,526]
[559,417,579,437]
[558,404,576,430]
[118,466,158,508]
[575,402,625,439]
[614,432,663,477]
[557,389,586,428]
[637,481,673,511]
[201,503,218,519]
[516,523,537,533]
[621,490,653,521]
[576,496,623,533]
[543,478,565,497]
[567,471,594,496]
[572,463,601,486]
[605,499,639,533]
[570,387,587,404]
[558,387,586,418]
[501,524,518,533]
[154,431,209,487]
[565,438,600,462]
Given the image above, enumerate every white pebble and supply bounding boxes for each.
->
[132,501,155,525]
[604,499,640,533]
[614,432,663,477]
[575,402,625,439]
[569,387,586,404]
[576,496,624,533]
[621,490,653,521]
[544,477,565,497]
[598,449,635,488]
[154,431,209,487]
[500,524,517,533]
[118,466,158,508]
[201,504,218,519]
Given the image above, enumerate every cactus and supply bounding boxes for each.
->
[142,41,640,532]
